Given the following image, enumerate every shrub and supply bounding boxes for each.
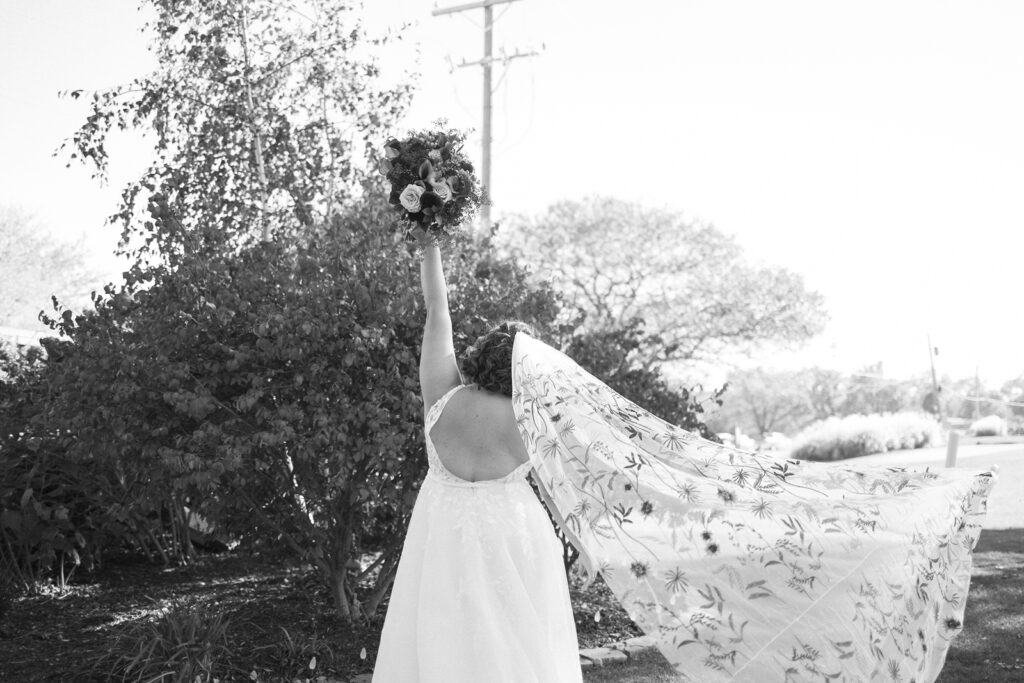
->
[91,602,232,683]
[969,414,1008,437]
[790,412,941,461]
[254,626,336,680]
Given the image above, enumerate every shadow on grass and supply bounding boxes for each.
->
[937,528,1024,683]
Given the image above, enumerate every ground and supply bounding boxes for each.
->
[0,445,1019,682]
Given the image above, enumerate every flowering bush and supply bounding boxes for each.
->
[790,412,942,461]
[969,414,1008,437]
[379,125,482,244]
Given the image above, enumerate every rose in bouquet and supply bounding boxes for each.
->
[378,125,483,244]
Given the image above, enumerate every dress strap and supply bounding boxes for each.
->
[424,384,465,429]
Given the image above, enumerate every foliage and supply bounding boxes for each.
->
[840,368,927,417]
[790,411,942,461]
[563,323,724,441]
[91,602,232,683]
[45,0,422,619]
[708,367,814,438]
[255,626,336,680]
[0,207,98,329]
[943,376,1014,421]
[499,196,828,368]
[968,415,1008,437]
[0,342,103,592]
[26,197,561,620]
[29,0,731,627]
[63,0,413,262]
[708,366,948,439]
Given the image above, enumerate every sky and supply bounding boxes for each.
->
[1,0,1022,387]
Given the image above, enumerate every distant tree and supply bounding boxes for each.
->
[838,369,926,417]
[0,207,96,329]
[807,367,845,420]
[1000,376,1024,418]
[499,197,828,368]
[710,367,813,438]
[943,376,1012,420]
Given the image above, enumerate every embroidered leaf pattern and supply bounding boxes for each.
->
[512,334,997,682]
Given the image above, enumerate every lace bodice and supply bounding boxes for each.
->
[424,384,532,486]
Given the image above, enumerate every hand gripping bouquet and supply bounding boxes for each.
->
[378,126,483,244]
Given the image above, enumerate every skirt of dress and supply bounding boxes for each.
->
[372,471,583,683]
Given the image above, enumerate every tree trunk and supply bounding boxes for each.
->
[172,492,194,565]
[238,4,271,241]
[144,526,170,565]
[363,547,401,616]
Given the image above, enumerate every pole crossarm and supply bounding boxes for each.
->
[432,0,536,231]
[432,0,522,16]
[455,49,541,69]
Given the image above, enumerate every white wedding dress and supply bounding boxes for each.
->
[372,384,583,683]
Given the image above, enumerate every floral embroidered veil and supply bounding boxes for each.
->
[512,332,996,683]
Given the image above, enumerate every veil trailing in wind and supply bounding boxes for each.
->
[511,332,996,683]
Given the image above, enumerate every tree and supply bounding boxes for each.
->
[839,370,923,417]
[499,197,828,368]
[38,0,422,619]
[28,200,562,620]
[807,367,845,421]
[64,0,412,263]
[709,367,814,438]
[564,323,724,440]
[0,208,97,329]
[1000,376,1024,418]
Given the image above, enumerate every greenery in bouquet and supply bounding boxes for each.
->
[378,125,483,244]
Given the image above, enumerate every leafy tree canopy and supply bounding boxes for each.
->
[499,197,829,368]
[64,0,412,263]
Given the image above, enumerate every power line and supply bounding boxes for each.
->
[431,0,539,232]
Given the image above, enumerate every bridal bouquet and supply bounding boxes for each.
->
[379,126,482,243]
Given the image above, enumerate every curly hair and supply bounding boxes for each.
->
[460,321,536,397]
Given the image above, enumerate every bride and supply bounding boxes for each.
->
[373,230,996,683]
[371,231,583,682]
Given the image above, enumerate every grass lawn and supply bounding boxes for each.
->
[585,528,1024,682]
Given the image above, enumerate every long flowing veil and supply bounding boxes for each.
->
[511,332,996,683]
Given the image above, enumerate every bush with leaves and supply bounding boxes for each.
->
[33,195,561,619]
[790,412,942,461]
[0,342,115,592]
[563,322,725,441]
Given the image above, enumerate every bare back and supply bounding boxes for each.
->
[427,385,530,483]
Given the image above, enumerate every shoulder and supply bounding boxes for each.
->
[445,384,514,423]
[422,382,462,416]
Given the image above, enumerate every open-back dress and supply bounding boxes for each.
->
[371,384,584,683]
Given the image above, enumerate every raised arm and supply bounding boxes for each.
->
[417,238,462,410]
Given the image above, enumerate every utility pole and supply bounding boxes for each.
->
[927,334,945,425]
[432,0,539,231]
